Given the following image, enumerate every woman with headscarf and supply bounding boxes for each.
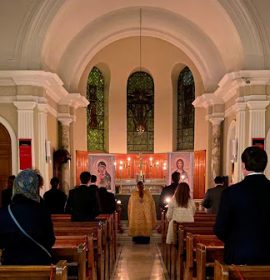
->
[0,169,55,264]
[128,181,157,244]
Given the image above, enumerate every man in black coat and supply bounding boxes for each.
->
[201,176,226,214]
[65,171,100,221]
[43,177,67,214]
[159,171,180,210]
[214,146,270,265]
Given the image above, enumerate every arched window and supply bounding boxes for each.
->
[87,66,105,151]
[177,66,195,150]
[127,71,154,152]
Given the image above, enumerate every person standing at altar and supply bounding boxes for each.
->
[128,181,157,244]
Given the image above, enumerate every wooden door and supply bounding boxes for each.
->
[193,150,206,199]
[0,123,12,198]
[76,151,89,185]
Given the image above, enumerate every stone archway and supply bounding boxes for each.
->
[0,123,12,197]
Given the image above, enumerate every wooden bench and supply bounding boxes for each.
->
[52,212,117,278]
[166,222,215,280]
[0,260,67,280]
[196,242,224,280]
[55,235,96,280]
[214,260,270,280]
[185,233,223,280]
[54,225,105,280]
[53,240,87,280]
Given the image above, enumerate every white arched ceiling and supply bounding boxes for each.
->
[1,0,268,91]
[42,3,243,92]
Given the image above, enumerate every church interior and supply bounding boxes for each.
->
[1,0,270,279]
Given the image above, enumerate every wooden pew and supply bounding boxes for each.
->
[214,260,270,280]
[168,222,215,280]
[53,239,87,280]
[52,212,117,278]
[0,260,67,280]
[185,234,223,280]
[196,243,224,280]
[55,236,96,280]
[96,213,116,276]
[54,225,104,280]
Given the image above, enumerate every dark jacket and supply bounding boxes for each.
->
[0,195,55,265]
[43,188,67,214]
[98,187,116,214]
[65,185,100,221]
[214,174,270,265]
[159,182,178,209]
[201,184,226,214]
[1,188,12,208]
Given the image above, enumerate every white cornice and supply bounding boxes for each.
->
[59,93,89,109]
[0,71,88,110]
[194,70,270,109]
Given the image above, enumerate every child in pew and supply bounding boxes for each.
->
[166,182,196,244]
[0,169,55,265]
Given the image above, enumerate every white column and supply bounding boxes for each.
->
[208,117,224,182]
[37,104,48,194]
[58,116,73,194]
[13,101,36,169]
[247,101,269,143]
[234,102,247,182]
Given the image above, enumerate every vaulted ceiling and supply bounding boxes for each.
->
[1,0,270,92]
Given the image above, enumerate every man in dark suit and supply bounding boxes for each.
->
[43,177,67,214]
[91,174,115,213]
[159,171,180,210]
[65,171,100,221]
[201,176,226,214]
[214,146,270,265]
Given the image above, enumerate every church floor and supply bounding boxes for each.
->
[112,221,168,280]
[112,243,168,280]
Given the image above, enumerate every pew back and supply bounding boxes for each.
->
[0,260,67,280]
[214,260,270,280]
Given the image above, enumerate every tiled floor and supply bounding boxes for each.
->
[112,243,167,280]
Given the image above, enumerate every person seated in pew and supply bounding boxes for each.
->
[0,169,55,265]
[43,177,67,214]
[166,182,196,244]
[201,176,226,214]
[214,146,270,265]
[159,171,180,210]
[65,171,100,221]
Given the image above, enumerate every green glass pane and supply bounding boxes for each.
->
[87,67,105,151]
[127,71,154,152]
[177,67,195,151]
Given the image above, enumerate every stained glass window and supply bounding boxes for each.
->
[127,71,154,152]
[87,67,105,151]
[177,67,195,150]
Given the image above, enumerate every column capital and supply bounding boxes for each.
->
[209,117,224,126]
[36,103,48,113]
[247,100,270,110]
[58,113,73,126]
[13,101,36,110]
[234,102,246,112]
